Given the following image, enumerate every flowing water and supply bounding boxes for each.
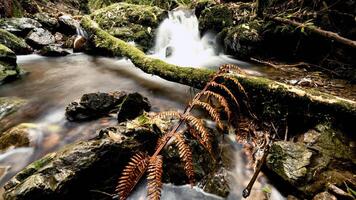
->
[0,9,289,199]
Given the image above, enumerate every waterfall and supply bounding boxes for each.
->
[151,9,246,68]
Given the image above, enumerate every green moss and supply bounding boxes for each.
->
[90,3,166,51]
[199,4,234,32]
[0,29,32,54]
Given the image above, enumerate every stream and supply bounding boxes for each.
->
[0,8,334,200]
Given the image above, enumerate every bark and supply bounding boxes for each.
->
[81,16,356,130]
[268,16,356,49]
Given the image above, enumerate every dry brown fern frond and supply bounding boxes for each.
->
[182,114,211,152]
[191,100,224,130]
[202,90,232,122]
[208,81,241,113]
[174,133,195,186]
[147,155,163,200]
[154,111,181,120]
[116,152,149,200]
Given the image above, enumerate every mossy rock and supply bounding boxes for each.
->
[89,2,167,51]
[0,123,38,152]
[0,44,21,84]
[223,20,263,59]
[267,123,356,198]
[3,124,158,200]
[0,29,33,55]
[88,0,188,12]
[198,2,254,33]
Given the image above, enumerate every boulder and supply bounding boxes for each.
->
[117,92,151,122]
[223,20,263,59]
[0,123,39,152]
[89,3,167,51]
[0,29,33,54]
[0,44,21,84]
[65,91,128,121]
[34,13,59,32]
[3,124,158,200]
[39,45,70,57]
[58,15,80,35]
[267,123,356,198]
[25,28,55,49]
[0,17,41,37]
[266,141,313,184]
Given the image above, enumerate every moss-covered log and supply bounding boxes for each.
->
[81,16,356,133]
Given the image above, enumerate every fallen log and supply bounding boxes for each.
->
[81,16,356,134]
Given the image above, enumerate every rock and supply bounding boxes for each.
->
[117,92,151,122]
[192,0,217,18]
[34,13,59,32]
[0,123,39,152]
[200,167,230,197]
[0,17,41,37]
[3,124,158,200]
[65,91,127,121]
[0,44,21,84]
[223,20,263,59]
[267,123,356,198]
[0,29,32,54]
[266,141,312,184]
[54,32,64,43]
[88,0,179,12]
[90,2,167,51]
[39,45,70,57]
[58,15,80,35]
[73,35,86,52]
[0,97,27,122]
[25,28,55,49]
[312,192,337,200]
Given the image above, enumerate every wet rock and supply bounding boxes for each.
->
[90,3,167,51]
[3,124,158,200]
[267,123,356,197]
[0,29,32,55]
[200,167,230,197]
[54,32,64,43]
[0,97,27,122]
[0,44,21,84]
[25,28,55,49]
[266,141,312,184]
[58,15,79,35]
[34,13,59,32]
[117,92,151,122]
[0,123,39,152]
[73,35,86,52]
[0,17,41,37]
[39,45,70,57]
[65,91,127,121]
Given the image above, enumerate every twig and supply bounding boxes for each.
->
[89,190,115,198]
[327,183,355,199]
[242,137,272,198]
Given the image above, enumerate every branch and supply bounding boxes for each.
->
[267,16,356,49]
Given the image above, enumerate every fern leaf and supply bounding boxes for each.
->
[117,152,149,200]
[147,155,163,200]
[174,133,195,186]
[154,111,181,119]
[202,90,232,121]
[208,81,240,113]
[183,114,212,154]
[191,100,224,130]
